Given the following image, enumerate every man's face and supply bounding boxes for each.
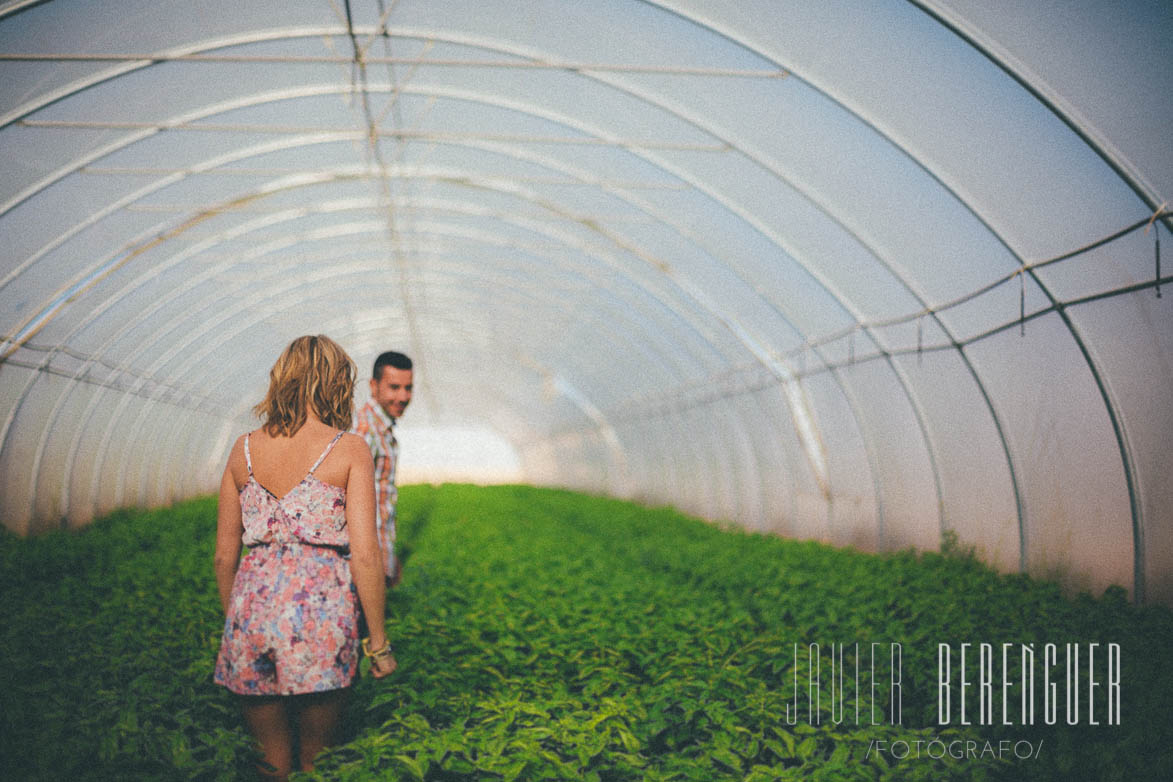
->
[370,366,413,420]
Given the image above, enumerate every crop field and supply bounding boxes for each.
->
[1,484,1170,781]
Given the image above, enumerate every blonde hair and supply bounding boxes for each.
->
[254,335,356,437]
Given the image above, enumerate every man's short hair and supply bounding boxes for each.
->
[373,350,412,379]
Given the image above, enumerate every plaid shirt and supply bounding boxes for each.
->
[353,400,398,578]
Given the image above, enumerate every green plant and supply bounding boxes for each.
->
[1,485,1169,781]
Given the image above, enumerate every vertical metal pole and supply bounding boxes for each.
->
[917,315,923,366]
[1019,271,1026,336]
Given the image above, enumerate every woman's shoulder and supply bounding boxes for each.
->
[333,431,373,459]
[320,431,373,480]
[228,431,251,455]
[222,432,251,481]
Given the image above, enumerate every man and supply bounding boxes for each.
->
[353,351,413,587]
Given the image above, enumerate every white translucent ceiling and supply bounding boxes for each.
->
[1,1,1170,603]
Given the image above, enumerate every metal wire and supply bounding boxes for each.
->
[0,51,787,77]
[561,272,1173,430]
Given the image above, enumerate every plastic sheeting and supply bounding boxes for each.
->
[1,0,1170,603]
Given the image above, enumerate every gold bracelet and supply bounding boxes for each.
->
[362,637,392,658]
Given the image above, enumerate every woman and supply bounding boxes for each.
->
[213,335,396,780]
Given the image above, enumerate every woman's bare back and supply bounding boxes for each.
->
[236,419,358,497]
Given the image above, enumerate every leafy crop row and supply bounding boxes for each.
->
[1,485,1170,780]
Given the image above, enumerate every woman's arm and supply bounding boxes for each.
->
[344,434,396,677]
[213,436,245,615]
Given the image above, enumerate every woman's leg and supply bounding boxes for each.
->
[294,688,350,771]
[240,696,294,780]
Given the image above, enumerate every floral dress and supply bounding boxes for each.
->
[214,431,359,695]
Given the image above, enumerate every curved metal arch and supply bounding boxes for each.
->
[0,22,352,127]
[0,25,723,222]
[89,198,726,369]
[39,199,741,400]
[2,197,342,472]
[6,21,1008,562]
[168,310,619,497]
[131,338,532,511]
[621,0,1023,568]
[722,389,766,527]
[0,0,50,22]
[606,143,920,545]
[560,39,1141,582]
[132,401,199,513]
[126,177,844,532]
[48,245,691,516]
[665,401,719,519]
[745,381,804,536]
[89,225,760,532]
[235,145,844,529]
[904,2,1149,600]
[907,0,1168,223]
[144,397,216,510]
[46,7,1143,586]
[51,220,712,516]
[366,52,967,551]
[123,390,207,511]
[1,17,1144,361]
[512,105,905,543]
[96,270,568,507]
[341,254,698,384]
[1,161,366,349]
[0,98,736,368]
[327,312,645,443]
[7,24,920,351]
[397,258,701,377]
[646,0,1145,591]
[4,38,980,551]
[693,379,762,526]
[0,127,373,293]
[110,256,707,494]
[9,117,882,544]
[389,287,727,508]
[24,175,737,502]
[9,148,872,555]
[583,56,1016,559]
[10,50,909,393]
[427,101,900,523]
[110,272,667,507]
[61,201,731,520]
[2,158,731,379]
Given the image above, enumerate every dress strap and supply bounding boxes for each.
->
[244,432,254,476]
[309,431,346,475]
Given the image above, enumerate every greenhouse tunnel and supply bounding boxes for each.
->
[1,0,1170,606]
